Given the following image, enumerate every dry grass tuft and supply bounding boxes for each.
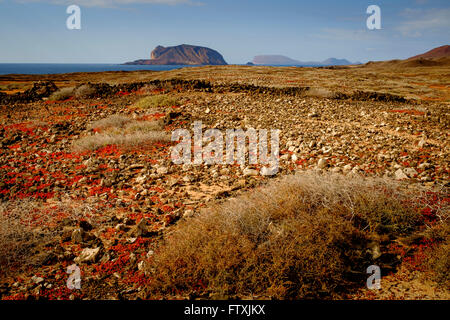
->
[426,242,450,286]
[75,114,169,152]
[123,119,165,134]
[145,173,428,299]
[0,199,101,275]
[306,87,335,98]
[74,84,97,99]
[48,87,74,101]
[133,94,179,109]
[88,114,132,131]
[73,131,170,152]
[419,224,450,286]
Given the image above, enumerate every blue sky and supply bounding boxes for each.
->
[0,0,449,63]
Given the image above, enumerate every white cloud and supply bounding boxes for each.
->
[397,8,450,37]
[15,0,201,8]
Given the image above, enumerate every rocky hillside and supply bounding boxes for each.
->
[364,45,450,69]
[125,44,227,66]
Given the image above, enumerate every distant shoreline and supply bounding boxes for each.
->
[0,63,200,75]
[0,63,358,76]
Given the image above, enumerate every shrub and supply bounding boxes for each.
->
[74,84,97,99]
[306,87,335,98]
[144,173,425,299]
[77,114,169,151]
[88,114,132,131]
[0,199,101,275]
[48,87,74,101]
[0,83,30,92]
[137,84,160,94]
[133,95,179,109]
[72,131,170,152]
[427,242,450,287]
[420,224,450,286]
[123,119,165,133]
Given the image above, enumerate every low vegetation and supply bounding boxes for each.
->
[0,200,100,275]
[132,94,179,109]
[418,224,450,286]
[48,87,74,101]
[74,84,97,99]
[73,131,170,152]
[0,83,30,92]
[305,87,335,98]
[87,114,132,131]
[144,172,444,299]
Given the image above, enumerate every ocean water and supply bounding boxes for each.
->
[0,63,200,75]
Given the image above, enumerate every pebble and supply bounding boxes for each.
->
[74,247,101,264]
[243,168,259,176]
[394,169,408,180]
[317,158,327,169]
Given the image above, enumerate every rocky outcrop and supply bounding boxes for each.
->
[125,44,227,66]
[0,81,58,104]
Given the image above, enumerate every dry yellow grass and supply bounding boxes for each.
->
[48,87,74,101]
[74,84,97,98]
[132,94,179,109]
[88,114,132,131]
[73,131,170,152]
[0,200,101,275]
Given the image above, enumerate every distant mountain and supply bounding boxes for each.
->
[125,44,227,65]
[321,58,352,66]
[253,55,303,65]
[363,45,450,69]
[252,55,352,66]
[408,45,450,60]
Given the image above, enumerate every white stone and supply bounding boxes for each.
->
[146,250,155,259]
[394,169,408,180]
[317,158,327,169]
[418,139,427,148]
[261,166,278,176]
[243,168,259,176]
[156,166,168,174]
[404,168,418,178]
[135,175,147,184]
[343,164,353,173]
[31,276,44,285]
[74,247,101,264]
[418,162,431,170]
[137,261,146,271]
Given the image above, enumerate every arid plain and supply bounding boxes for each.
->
[0,61,448,300]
